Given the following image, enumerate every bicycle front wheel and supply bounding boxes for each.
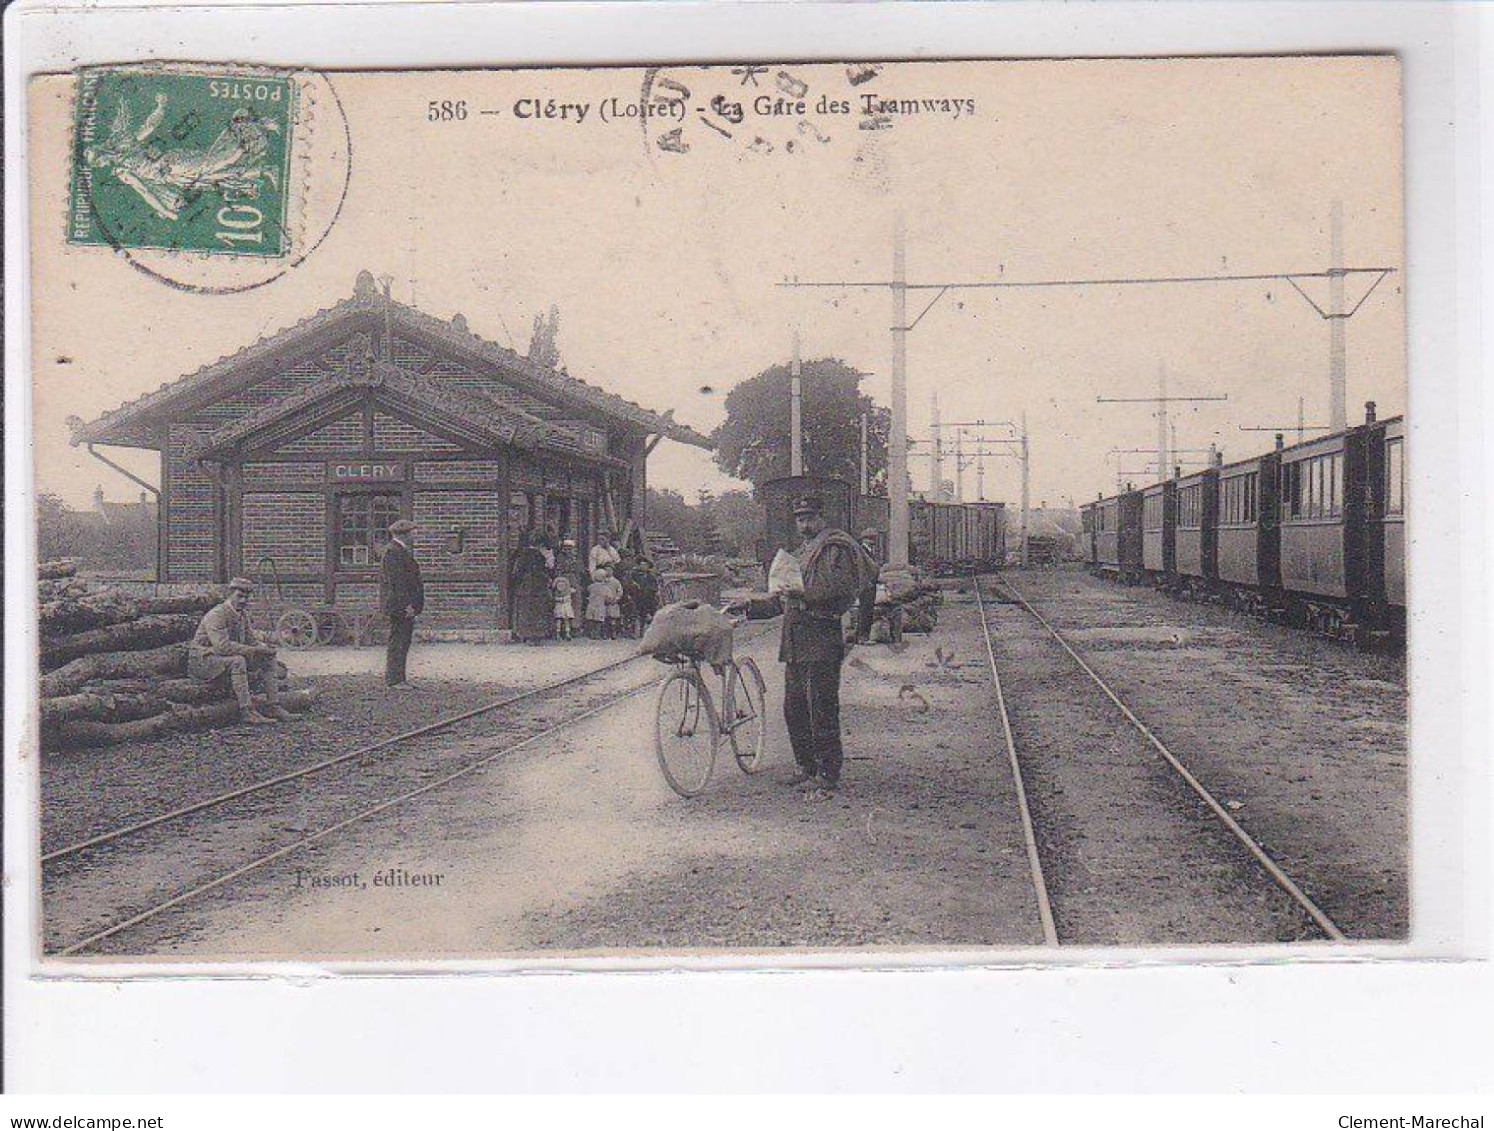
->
[726,657,768,774]
[655,668,719,798]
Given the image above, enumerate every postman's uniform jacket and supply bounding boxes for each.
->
[188,599,279,709]
[380,535,424,685]
[747,527,866,785]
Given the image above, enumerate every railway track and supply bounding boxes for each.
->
[973,573,1347,946]
[45,632,769,957]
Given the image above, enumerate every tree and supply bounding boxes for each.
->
[704,490,765,559]
[711,358,890,493]
[644,488,709,553]
[527,303,562,369]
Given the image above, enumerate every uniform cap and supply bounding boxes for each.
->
[227,577,255,593]
[389,518,417,534]
[791,494,824,517]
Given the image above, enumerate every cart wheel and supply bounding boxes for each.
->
[315,609,345,647]
[276,609,319,649]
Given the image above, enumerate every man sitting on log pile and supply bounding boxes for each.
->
[187,577,288,726]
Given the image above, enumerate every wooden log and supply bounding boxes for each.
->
[71,676,289,706]
[50,688,317,750]
[41,614,202,671]
[38,559,79,580]
[40,643,190,698]
[40,590,222,638]
[41,692,173,727]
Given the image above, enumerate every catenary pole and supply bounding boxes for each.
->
[888,216,910,568]
[1329,199,1347,431]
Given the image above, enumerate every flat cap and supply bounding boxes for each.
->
[227,577,255,592]
[388,518,417,534]
[791,494,824,517]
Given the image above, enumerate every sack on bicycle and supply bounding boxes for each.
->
[638,600,735,665]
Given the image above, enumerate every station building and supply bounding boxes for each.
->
[71,270,710,625]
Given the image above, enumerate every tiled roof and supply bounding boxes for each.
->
[71,270,712,451]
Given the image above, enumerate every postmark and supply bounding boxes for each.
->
[71,67,296,258]
[66,64,353,295]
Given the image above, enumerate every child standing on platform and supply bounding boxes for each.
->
[551,573,576,640]
[605,567,625,639]
[586,567,613,639]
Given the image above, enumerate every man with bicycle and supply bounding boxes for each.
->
[735,495,875,799]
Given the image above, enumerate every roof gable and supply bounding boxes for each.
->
[71,271,711,450]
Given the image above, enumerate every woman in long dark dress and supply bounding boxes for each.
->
[509,533,554,643]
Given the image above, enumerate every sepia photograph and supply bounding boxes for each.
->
[24,55,1408,961]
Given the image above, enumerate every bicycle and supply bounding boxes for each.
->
[653,623,767,798]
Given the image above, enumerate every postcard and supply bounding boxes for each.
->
[26,56,1407,961]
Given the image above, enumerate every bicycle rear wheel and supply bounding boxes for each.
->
[655,668,719,797]
[726,657,768,774]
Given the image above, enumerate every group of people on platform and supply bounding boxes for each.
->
[507,528,662,645]
[187,500,880,800]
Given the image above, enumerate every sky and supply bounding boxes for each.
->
[29,57,1403,512]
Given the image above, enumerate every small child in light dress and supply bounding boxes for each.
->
[551,574,576,640]
[586,567,613,639]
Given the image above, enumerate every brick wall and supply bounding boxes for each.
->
[243,491,326,574]
[165,425,218,581]
[279,415,365,456]
[373,412,460,453]
[414,460,501,484]
[243,461,324,486]
[421,579,504,625]
[413,489,503,568]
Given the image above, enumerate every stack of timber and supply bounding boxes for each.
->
[38,562,315,750]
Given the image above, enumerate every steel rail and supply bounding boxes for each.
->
[43,650,657,866]
[56,677,664,957]
[971,577,1059,946]
[991,576,1348,942]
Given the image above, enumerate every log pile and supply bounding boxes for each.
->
[38,563,315,751]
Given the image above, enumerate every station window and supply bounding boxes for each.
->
[1386,439,1404,515]
[337,492,402,568]
[1178,484,1202,528]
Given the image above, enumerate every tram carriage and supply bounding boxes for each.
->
[1141,481,1176,578]
[1175,467,1219,590]
[1086,403,1405,644]
[1216,449,1282,607]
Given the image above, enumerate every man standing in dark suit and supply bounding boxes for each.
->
[380,518,424,688]
[738,495,872,799]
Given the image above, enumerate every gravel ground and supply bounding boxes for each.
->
[1001,568,1407,940]
[59,617,1048,958]
[43,650,664,955]
[983,585,1324,945]
[42,570,1405,957]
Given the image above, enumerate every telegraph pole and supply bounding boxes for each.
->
[790,327,804,477]
[888,216,909,567]
[976,450,986,501]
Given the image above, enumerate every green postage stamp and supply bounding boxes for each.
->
[69,67,296,257]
